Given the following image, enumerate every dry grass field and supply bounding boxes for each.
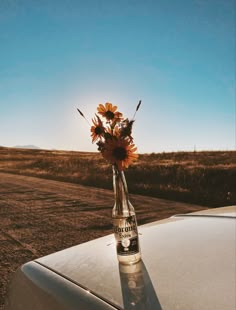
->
[0,146,235,206]
[0,146,235,308]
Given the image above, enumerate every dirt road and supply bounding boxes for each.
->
[0,172,205,308]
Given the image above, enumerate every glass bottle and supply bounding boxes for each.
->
[112,165,141,264]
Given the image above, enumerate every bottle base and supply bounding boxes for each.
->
[117,252,141,265]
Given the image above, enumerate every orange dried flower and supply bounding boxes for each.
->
[97,102,123,122]
[90,115,105,143]
[102,138,138,171]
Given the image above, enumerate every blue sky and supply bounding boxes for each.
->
[0,0,235,153]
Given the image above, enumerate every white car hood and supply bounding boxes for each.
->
[35,206,236,310]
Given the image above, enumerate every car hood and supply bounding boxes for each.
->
[35,206,236,310]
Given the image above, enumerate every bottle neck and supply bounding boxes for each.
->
[112,165,131,214]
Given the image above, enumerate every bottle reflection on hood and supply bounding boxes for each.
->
[119,260,162,309]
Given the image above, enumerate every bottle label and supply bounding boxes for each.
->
[113,215,139,256]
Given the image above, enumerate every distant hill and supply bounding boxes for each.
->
[14,145,41,150]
